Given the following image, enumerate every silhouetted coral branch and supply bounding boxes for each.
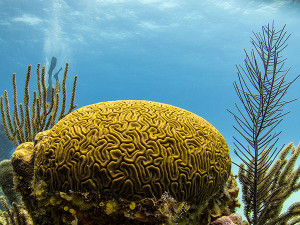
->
[228,22,299,225]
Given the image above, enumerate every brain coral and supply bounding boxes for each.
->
[34,100,231,204]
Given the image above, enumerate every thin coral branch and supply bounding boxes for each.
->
[0,196,33,225]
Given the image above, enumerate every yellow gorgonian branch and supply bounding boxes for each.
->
[0,63,78,147]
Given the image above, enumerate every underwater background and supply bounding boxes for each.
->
[0,0,299,222]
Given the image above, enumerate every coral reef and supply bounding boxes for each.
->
[0,63,78,147]
[12,100,232,224]
[0,160,22,206]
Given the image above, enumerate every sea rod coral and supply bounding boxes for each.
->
[0,62,78,147]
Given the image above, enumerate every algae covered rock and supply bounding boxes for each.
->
[12,100,232,224]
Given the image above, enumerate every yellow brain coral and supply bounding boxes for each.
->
[34,100,231,204]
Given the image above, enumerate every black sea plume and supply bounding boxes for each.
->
[228,22,300,225]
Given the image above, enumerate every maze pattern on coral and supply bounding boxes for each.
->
[34,100,231,204]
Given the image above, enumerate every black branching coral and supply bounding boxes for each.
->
[228,23,300,225]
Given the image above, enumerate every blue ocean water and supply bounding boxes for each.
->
[0,0,299,222]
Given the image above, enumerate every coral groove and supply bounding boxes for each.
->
[34,100,231,205]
